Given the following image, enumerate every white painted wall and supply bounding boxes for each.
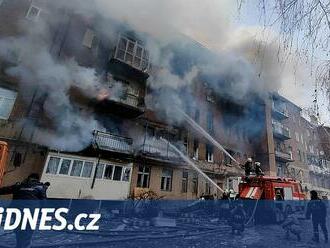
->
[41,153,132,200]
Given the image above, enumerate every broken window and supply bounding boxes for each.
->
[0,87,17,120]
[122,167,131,182]
[161,168,172,191]
[26,4,42,21]
[137,165,150,188]
[206,144,214,163]
[46,157,60,174]
[82,29,96,48]
[181,170,188,193]
[103,164,113,179]
[193,139,199,160]
[113,166,123,181]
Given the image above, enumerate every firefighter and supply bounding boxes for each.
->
[255,162,264,176]
[242,158,253,176]
[0,173,49,248]
[230,200,246,235]
[0,173,48,199]
[305,190,328,243]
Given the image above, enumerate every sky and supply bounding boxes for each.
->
[231,0,330,125]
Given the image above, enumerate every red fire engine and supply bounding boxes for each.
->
[238,176,306,223]
[239,176,305,200]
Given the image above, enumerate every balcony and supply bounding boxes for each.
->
[272,102,289,120]
[93,131,133,154]
[308,164,330,176]
[109,34,150,81]
[95,82,145,118]
[138,137,184,164]
[272,122,291,140]
[275,149,293,162]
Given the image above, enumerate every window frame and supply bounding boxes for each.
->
[137,165,151,188]
[181,170,189,193]
[206,144,214,163]
[82,28,96,49]
[70,160,84,177]
[44,155,131,182]
[103,164,114,180]
[113,166,123,181]
[81,161,94,178]
[0,87,17,120]
[58,159,72,175]
[114,35,149,71]
[193,139,199,160]
[192,173,198,194]
[26,4,42,21]
[160,168,173,192]
[45,157,61,175]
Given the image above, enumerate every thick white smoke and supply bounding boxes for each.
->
[0,18,103,151]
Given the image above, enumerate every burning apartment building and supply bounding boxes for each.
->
[0,0,328,200]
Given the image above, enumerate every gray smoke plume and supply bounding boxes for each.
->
[0,14,104,151]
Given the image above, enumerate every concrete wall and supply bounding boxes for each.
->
[130,163,224,200]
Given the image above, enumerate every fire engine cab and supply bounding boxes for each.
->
[239,176,306,223]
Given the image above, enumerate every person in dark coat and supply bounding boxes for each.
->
[0,173,49,248]
[230,200,246,235]
[0,173,48,200]
[255,162,264,176]
[305,190,328,243]
[242,158,253,176]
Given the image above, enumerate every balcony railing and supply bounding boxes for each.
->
[120,94,140,108]
[272,123,291,139]
[139,137,183,161]
[275,149,293,162]
[308,164,330,175]
[93,131,133,154]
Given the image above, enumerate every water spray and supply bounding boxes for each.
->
[161,138,224,193]
[175,107,240,166]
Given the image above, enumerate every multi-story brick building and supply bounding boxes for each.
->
[267,93,330,196]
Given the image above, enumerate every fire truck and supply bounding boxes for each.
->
[238,176,306,223]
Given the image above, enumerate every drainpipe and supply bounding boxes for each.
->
[91,133,101,189]
[91,153,101,189]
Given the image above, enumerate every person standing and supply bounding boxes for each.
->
[254,162,264,176]
[305,190,328,243]
[242,158,253,176]
[0,173,49,248]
